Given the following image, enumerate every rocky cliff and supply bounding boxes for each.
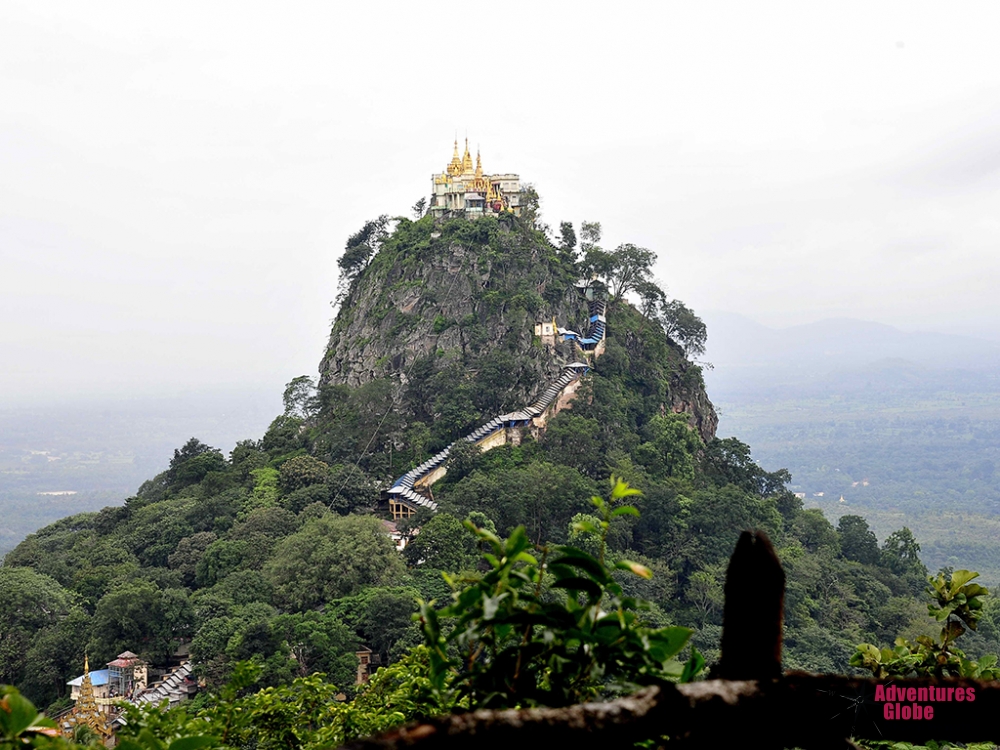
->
[319,213,716,448]
[321,215,584,398]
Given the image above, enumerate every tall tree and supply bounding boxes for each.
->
[21,607,91,706]
[517,185,541,228]
[557,221,577,252]
[272,611,359,683]
[0,568,74,687]
[282,376,319,419]
[578,221,610,295]
[167,438,226,489]
[88,581,193,664]
[603,243,657,300]
[278,455,330,494]
[579,233,657,302]
[338,215,389,285]
[403,513,477,571]
[881,527,926,577]
[633,279,667,321]
[659,299,707,356]
[265,514,406,611]
[837,515,880,565]
[579,221,602,252]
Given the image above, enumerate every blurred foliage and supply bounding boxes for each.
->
[852,569,1000,680]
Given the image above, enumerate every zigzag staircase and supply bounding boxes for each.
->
[386,296,607,518]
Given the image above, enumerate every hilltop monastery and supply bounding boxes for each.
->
[429,139,521,217]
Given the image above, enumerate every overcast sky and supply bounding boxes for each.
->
[2,1,999,406]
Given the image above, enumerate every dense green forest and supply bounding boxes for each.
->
[717,389,1000,584]
[3,210,998,749]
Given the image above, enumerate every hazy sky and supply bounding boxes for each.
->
[2,2,999,406]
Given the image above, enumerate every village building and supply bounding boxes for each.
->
[67,651,149,702]
[60,650,196,743]
[429,139,521,218]
[129,662,196,709]
[381,519,411,551]
[354,647,381,685]
[67,668,110,702]
[107,651,148,699]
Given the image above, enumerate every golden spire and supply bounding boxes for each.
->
[63,655,112,740]
[448,138,462,176]
[475,148,483,178]
[462,138,474,174]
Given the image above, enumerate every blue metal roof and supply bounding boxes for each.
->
[68,669,110,687]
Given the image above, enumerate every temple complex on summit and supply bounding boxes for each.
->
[430,139,521,218]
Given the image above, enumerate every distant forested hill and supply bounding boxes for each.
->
[0,389,280,557]
[703,312,1000,583]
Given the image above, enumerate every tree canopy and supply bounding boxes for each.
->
[338,215,390,285]
[264,514,406,611]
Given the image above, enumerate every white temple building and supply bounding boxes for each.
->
[429,139,521,218]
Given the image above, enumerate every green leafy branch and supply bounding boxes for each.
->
[851,569,1000,680]
[417,478,703,710]
[1,686,60,749]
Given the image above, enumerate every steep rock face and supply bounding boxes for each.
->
[587,302,718,445]
[321,216,588,416]
[615,309,717,443]
[665,356,718,444]
[319,214,716,446]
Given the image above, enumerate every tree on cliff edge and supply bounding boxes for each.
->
[338,215,389,285]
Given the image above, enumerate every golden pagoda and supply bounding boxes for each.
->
[61,656,113,742]
[447,139,462,176]
[461,139,474,174]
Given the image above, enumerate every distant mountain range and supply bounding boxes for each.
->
[700,312,1000,401]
